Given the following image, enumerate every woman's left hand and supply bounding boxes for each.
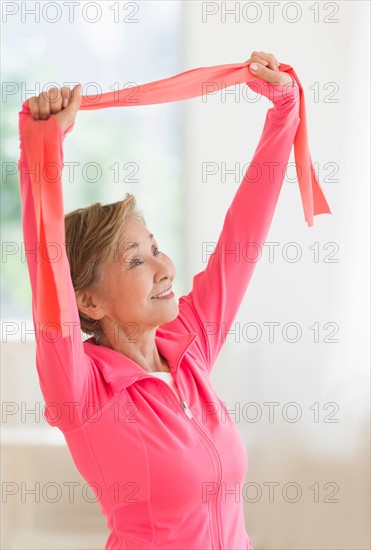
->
[245,50,294,86]
[28,83,82,132]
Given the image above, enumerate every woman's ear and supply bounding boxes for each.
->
[75,289,105,321]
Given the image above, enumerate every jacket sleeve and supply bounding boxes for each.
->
[18,107,111,431]
[178,78,301,373]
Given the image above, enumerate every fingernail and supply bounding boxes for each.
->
[250,63,258,71]
[62,97,68,108]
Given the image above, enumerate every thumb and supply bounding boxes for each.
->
[65,83,82,114]
[248,63,281,85]
[55,84,81,133]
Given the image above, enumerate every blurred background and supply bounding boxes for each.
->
[1,1,370,549]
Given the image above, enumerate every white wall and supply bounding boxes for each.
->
[182,1,370,549]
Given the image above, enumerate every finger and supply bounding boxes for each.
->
[27,96,40,120]
[248,62,282,85]
[263,53,279,71]
[245,56,269,67]
[251,51,280,71]
[48,87,63,114]
[265,53,279,71]
[267,53,280,71]
[61,86,71,109]
[38,91,51,120]
[251,51,278,70]
[256,65,292,87]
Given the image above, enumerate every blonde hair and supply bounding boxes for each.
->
[64,192,145,338]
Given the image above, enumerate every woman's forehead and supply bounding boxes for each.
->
[116,218,154,257]
[120,216,151,242]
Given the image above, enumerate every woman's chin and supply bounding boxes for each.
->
[159,301,179,324]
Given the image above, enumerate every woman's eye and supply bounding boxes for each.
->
[129,247,160,268]
[129,258,142,268]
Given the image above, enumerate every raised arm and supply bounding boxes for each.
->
[18,86,111,431]
[178,53,301,373]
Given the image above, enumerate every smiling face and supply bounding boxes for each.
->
[87,215,179,336]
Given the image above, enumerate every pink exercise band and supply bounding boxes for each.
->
[18,61,332,337]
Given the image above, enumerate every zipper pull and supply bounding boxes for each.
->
[181,400,193,419]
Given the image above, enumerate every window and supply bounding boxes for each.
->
[1,1,184,342]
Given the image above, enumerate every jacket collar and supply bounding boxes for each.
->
[83,326,198,393]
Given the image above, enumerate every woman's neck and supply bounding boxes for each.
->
[95,331,170,373]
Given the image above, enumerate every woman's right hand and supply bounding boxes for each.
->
[245,50,294,87]
[27,83,82,132]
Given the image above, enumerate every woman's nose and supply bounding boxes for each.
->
[153,256,174,283]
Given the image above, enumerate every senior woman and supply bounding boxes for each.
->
[20,50,299,549]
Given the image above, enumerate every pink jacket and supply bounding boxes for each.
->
[19,69,302,549]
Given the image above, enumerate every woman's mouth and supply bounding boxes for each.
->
[151,287,174,299]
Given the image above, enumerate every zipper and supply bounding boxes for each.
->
[189,411,223,550]
[180,400,193,419]
[133,331,223,549]
[148,376,193,420]
[171,365,223,550]
[149,375,223,549]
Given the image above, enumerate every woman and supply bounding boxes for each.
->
[20,50,299,549]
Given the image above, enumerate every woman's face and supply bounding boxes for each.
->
[96,215,178,334]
